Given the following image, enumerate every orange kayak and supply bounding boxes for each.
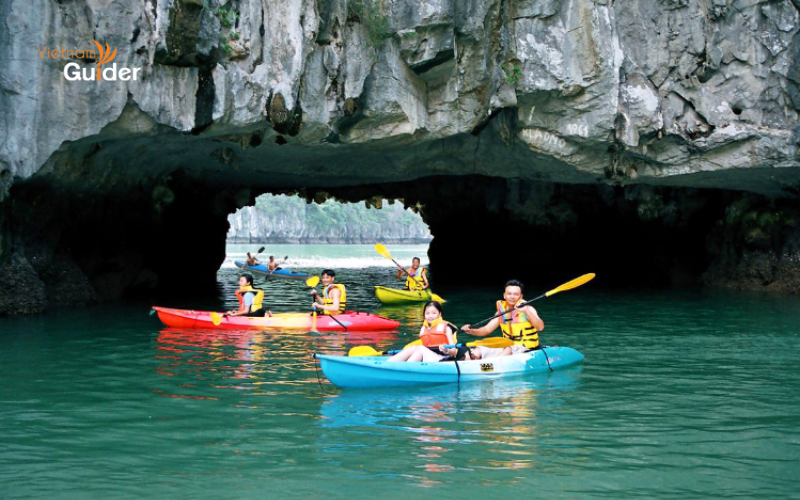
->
[152,306,401,331]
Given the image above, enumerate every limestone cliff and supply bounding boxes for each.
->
[227,195,431,243]
[1,0,799,313]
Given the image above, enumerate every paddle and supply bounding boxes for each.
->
[348,337,512,357]
[241,246,266,269]
[267,255,290,276]
[374,244,445,303]
[468,273,596,328]
[306,275,320,332]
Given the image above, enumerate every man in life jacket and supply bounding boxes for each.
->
[460,279,544,357]
[396,257,429,290]
[226,274,269,317]
[311,269,347,315]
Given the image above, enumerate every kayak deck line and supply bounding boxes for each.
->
[315,346,584,388]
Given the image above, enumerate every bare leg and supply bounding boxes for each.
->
[499,347,513,356]
[388,347,416,362]
[407,347,426,362]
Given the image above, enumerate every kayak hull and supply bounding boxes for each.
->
[316,347,584,388]
[153,307,400,331]
[234,261,309,280]
[374,286,432,304]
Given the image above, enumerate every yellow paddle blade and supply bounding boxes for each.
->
[348,345,382,357]
[430,293,446,303]
[375,243,392,260]
[545,273,596,297]
[210,312,223,326]
[467,337,513,348]
[306,275,320,288]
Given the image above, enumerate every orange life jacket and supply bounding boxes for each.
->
[421,318,452,348]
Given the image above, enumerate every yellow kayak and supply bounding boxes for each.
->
[374,286,444,304]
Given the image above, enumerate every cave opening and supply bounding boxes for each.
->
[223,192,432,271]
[2,163,799,316]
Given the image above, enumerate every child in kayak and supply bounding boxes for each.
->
[388,302,471,362]
[226,274,272,317]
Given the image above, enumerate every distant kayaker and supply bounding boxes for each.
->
[267,256,278,272]
[461,279,544,357]
[245,252,260,267]
[311,269,347,315]
[397,257,429,290]
[227,274,271,317]
[389,302,475,362]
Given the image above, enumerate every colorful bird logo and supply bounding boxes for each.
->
[92,40,117,81]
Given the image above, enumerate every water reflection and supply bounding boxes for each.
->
[317,370,582,486]
[153,328,401,399]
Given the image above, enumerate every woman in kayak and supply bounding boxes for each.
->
[461,279,544,357]
[388,302,474,362]
[226,274,271,317]
[311,269,347,315]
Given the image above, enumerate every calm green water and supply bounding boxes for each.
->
[2,245,800,498]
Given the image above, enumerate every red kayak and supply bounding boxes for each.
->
[152,306,401,331]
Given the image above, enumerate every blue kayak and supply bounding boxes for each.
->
[315,346,584,388]
[234,261,310,280]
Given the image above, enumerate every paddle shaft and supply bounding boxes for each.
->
[393,258,426,288]
[383,342,478,356]
[242,246,266,269]
[311,289,348,332]
[267,255,290,276]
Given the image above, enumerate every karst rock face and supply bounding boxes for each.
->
[1,0,799,313]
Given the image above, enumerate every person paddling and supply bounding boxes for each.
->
[311,269,347,315]
[389,302,476,362]
[226,274,271,317]
[396,257,429,290]
[245,252,260,267]
[461,279,544,358]
[267,256,278,272]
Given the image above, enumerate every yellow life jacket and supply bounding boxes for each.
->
[496,300,539,349]
[236,285,264,313]
[406,266,427,291]
[323,284,347,315]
